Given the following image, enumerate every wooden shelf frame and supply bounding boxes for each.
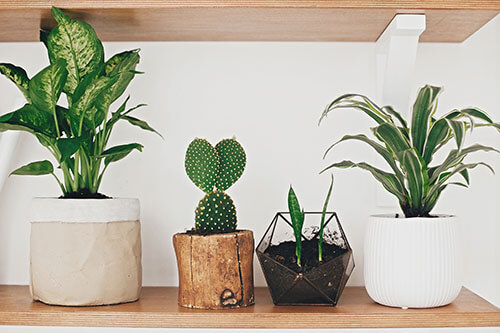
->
[0,286,499,329]
[0,1,498,42]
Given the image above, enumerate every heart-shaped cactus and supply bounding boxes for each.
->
[185,138,219,193]
[215,138,246,191]
[195,190,237,233]
[185,137,246,234]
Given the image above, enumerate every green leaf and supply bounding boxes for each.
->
[383,105,408,129]
[422,118,449,164]
[446,119,466,151]
[373,123,410,156]
[47,7,104,95]
[57,137,83,162]
[70,75,118,129]
[288,185,305,267]
[321,160,406,203]
[320,94,390,125]
[0,104,57,137]
[411,85,443,154]
[102,143,143,165]
[28,60,67,115]
[10,160,54,176]
[429,144,499,184]
[323,134,405,192]
[446,107,493,124]
[0,63,31,101]
[400,149,428,211]
[122,115,163,138]
[318,174,334,262]
[99,49,141,107]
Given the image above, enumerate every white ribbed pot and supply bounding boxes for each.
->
[364,214,461,308]
[29,198,142,306]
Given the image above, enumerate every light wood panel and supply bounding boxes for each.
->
[0,2,498,42]
[0,286,499,328]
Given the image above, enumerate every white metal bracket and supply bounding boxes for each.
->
[375,14,426,207]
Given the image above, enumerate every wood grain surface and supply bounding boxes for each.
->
[0,3,498,42]
[0,285,499,328]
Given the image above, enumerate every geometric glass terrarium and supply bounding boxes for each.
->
[256,212,354,306]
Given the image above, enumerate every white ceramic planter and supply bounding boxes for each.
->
[364,214,461,308]
[29,198,142,306]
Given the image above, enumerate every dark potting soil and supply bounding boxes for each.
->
[265,239,347,273]
[60,189,111,199]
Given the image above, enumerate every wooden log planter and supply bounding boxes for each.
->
[173,230,254,309]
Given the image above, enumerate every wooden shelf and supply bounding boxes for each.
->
[0,1,498,42]
[0,286,499,328]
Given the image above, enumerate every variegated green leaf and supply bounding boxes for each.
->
[323,134,405,192]
[446,119,466,151]
[422,118,449,164]
[0,63,31,101]
[372,123,410,156]
[47,7,104,95]
[400,149,428,210]
[28,60,67,116]
[0,104,57,137]
[321,160,406,203]
[411,85,442,154]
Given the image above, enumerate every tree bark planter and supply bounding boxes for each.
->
[364,214,461,308]
[257,212,354,306]
[29,198,142,306]
[173,230,254,309]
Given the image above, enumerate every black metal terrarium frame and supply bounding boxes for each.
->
[256,212,354,306]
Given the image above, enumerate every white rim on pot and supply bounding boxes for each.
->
[29,197,140,222]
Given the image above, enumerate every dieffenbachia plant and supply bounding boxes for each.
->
[0,7,160,197]
[185,137,246,234]
[319,85,500,218]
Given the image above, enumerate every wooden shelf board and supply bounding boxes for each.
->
[0,286,499,328]
[0,2,498,42]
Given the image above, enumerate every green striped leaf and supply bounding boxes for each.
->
[323,134,406,192]
[446,119,466,151]
[372,123,410,156]
[422,118,449,164]
[321,160,406,203]
[400,149,428,210]
[411,85,442,154]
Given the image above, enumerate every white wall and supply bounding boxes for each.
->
[0,13,498,311]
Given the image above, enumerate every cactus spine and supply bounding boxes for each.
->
[185,137,246,234]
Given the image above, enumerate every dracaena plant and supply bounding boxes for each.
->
[319,85,500,218]
[0,7,160,197]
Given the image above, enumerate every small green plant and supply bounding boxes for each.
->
[185,137,246,234]
[319,85,500,218]
[0,7,160,197]
[288,186,304,267]
[318,175,334,262]
[288,175,334,266]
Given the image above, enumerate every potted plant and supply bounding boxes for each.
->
[256,177,354,306]
[0,7,160,306]
[319,85,500,308]
[173,137,254,309]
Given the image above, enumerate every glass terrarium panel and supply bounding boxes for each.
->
[257,212,354,306]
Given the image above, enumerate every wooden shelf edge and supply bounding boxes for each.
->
[1,0,500,10]
[0,286,499,329]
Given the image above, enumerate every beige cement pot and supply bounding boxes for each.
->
[29,198,142,306]
[173,230,254,309]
